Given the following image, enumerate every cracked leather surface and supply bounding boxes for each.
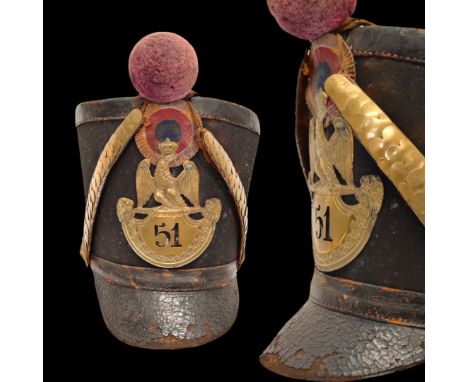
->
[261,297,424,381]
[94,272,239,349]
[262,25,425,381]
[77,95,258,349]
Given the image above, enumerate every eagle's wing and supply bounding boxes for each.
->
[328,118,354,185]
[308,117,318,185]
[176,161,200,207]
[135,159,155,207]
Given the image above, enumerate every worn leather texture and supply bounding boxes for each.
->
[94,272,239,349]
[76,96,260,135]
[310,271,424,328]
[260,293,424,381]
[262,26,425,380]
[76,96,259,348]
[333,27,425,291]
[295,26,425,292]
[91,256,238,291]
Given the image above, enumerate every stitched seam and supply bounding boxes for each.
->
[76,113,259,134]
[198,113,259,133]
[309,295,424,328]
[75,115,130,127]
[352,49,425,63]
[93,269,236,292]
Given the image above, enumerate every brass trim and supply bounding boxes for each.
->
[308,91,383,271]
[116,138,222,269]
[325,74,425,224]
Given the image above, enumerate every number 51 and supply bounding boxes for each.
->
[154,223,182,248]
[315,205,332,242]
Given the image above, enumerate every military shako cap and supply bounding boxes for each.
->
[260,4,425,380]
[76,32,260,349]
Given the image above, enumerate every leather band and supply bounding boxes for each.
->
[310,270,425,328]
[91,256,238,292]
[75,96,261,135]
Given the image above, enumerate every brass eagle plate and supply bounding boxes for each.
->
[304,34,384,272]
[309,91,383,272]
[117,107,221,268]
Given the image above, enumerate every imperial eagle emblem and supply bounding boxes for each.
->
[117,139,221,268]
[308,90,384,271]
[299,33,385,272]
[136,139,200,209]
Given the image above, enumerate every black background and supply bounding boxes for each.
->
[46,0,424,380]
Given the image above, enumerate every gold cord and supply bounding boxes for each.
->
[187,102,249,267]
[80,109,143,265]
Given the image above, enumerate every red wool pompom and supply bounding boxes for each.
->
[129,32,198,103]
[267,0,357,40]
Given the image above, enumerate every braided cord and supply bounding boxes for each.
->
[187,102,248,267]
[80,109,143,265]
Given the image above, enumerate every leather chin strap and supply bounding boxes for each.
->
[325,74,425,225]
[80,101,248,268]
